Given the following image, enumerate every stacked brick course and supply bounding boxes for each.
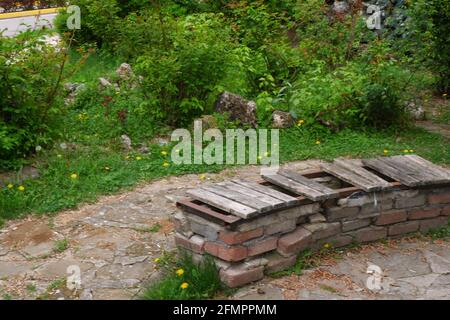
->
[174,186,450,288]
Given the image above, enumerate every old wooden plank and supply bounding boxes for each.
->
[386,156,446,183]
[279,169,337,195]
[401,155,450,180]
[362,158,422,187]
[176,199,241,225]
[322,159,391,191]
[203,185,273,213]
[218,182,287,210]
[187,188,257,219]
[262,172,339,201]
[232,179,300,205]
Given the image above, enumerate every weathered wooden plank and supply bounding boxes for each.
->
[262,172,339,201]
[187,188,257,219]
[218,182,287,210]
[176,199,241,225]
[400,155,450,180]
[322,159,391,191]
[203,185,272,213]
[363,157,422,187]
[387,156,445,183]
[232,179,300,205]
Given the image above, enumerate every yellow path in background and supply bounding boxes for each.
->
[0,8,62,20]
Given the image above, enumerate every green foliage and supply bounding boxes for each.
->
[142,252,222,300]
[135,13,238,126]
[0,30,71,169]
[54,239,69,253]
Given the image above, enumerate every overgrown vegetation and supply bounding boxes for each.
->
[1,0,449,220]
[142,251,222,300]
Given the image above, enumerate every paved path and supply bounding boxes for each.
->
[0,13,56,37]
[0,160,448,300]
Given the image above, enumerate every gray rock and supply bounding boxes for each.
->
[215,92,257,127]
[121,134,132,151]
[333,1,349,14]
[406,101,426,120]
[272,111,294,128]
[99,77,112,88]
[116,63,134,81]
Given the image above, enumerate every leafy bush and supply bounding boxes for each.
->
[135,13,238,126]
[0,31,74,168]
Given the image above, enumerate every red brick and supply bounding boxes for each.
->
[247,237,278,257]
[174,234,204,254]
[218,228,263,245]
[388,221,419,236]
[264,252,297,273]
[349,226,387,242]
[408,207,441,220]
[375,210,407,226]
[220,266,264,288]
[419,217,448,233]
[442,205,450,216]
[428,193,450,205]
[278,227,312,256]
[204,242,247,262]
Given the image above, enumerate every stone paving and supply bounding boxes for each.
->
[0,160,449,300]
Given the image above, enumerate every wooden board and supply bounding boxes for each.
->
[262,170,340,201]
[202,185,273,213]
[363,155,450,187]
[321,158,391,192]
[176,199,241,225]
[217,182,287,210]
[231,179,300,205]
[186,188,258,219]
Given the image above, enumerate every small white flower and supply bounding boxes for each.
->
[35,145,42,152]
[60,143,67,150]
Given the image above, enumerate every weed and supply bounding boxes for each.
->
[54,239,69,253]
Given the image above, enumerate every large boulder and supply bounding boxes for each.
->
[214,92,257,127]
[272,111,294,129]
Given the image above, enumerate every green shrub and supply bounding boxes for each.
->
[135,13,238,126]
[142,252,222,300]
[0,31,72,168]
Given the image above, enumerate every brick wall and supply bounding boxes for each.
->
[174,186,450,288]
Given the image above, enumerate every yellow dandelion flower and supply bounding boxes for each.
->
[176,268,185,277]
[136,156,142,161]
[383,149,389,154]
[70,173,78,180]
[199,174,206,181]
[161,151,168,156]
[443,93,448,97]
[18,185,25,191]
[7,184,14,189]
[180,282,189,289]
[163,162,170,167]
[323,243,331,249]
[316,140,321,145]
[409,150,414,153]
[105,167,110,171]
[403,149,409,153]
[154,258,161,263]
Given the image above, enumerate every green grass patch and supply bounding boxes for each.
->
[142,252,222,300]
[426,216,450,240]
[0,125,448,221]
[53,239,69,253]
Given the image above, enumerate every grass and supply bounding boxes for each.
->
[1,124,448,221]
[426,216,450,240]
[53,239,69,253]
[142,252,222,300]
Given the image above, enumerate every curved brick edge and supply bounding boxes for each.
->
[173,187,450,288]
